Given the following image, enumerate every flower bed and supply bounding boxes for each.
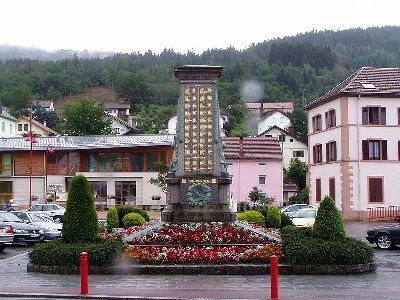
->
[123,244,284,265]
[99,223,150,239]
[130,223,274,245]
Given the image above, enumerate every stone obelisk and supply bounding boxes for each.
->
[161,65,236,223]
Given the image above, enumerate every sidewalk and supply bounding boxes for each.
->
[1,221,399,300]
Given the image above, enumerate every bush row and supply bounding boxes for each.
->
[116,206,150,228]
[280,226,374,265]
[28,238,123,267]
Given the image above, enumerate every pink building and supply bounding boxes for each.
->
[305,67,400,220]
[223,137,283,206]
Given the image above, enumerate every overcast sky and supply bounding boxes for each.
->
[1,0,400,54]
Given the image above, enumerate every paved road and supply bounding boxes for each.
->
[0,221,399,300]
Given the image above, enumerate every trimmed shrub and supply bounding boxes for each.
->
[280,212,293,228]
[313,196,345,240]
[28,237,123,267]
[106,208,119,229]
[237,210,265,226]
[280,226,374,265]
[266,204,281,228]
[116,206,150,227]
[257,207,269,226]
[62,175,98,243]
[122,212,146,228]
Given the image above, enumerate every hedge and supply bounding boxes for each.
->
[116,206,150,227]
[266,205,281,228]
[28,238,123,267]
[237,210,265,226]
[122,212,146,228]
[106,208,119,229]
[313,196,345,240]
[281,226,374,265]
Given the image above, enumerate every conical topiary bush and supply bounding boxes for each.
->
[62,175,99,243]
[313,195,345,240]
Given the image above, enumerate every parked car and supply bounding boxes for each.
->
[0,211,44,245]
[291,208,318,228]
[26,204,66,223]
[280,204,314,217]
[0,222,14,252]
[366,224,400,249]
[11,211,62,241]
[394,214,400,223]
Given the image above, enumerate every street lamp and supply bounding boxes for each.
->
[45,145,54,203]
[25,131,37,208]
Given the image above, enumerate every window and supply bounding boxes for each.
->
[226,163,233,168]
[316,178,321,202]
[258,163,266,168]
[113,128,120,134]
[18,124,22,131]
[24,124,29,131]
[329,177,335,201]
[362,107,386,125]
[9,124,12,134]
[326,141,337,162]
[312,114,322,132]
[362,140,387,160]
[325,109,336,128]
[369,177,383,203]
[259,175,266,185]
[90,181,107,206]
[293,150,304,157]
[0,153,12,176]
[115,181,136,206]
[398,108,400,125]
[1,122,4,132]
[312,144,323,164]
[278,135,286,142]
[290,139,293,142]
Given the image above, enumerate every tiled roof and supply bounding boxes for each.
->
[246,102,263,109]
[223,137,282,160]
[305,67,400,110]
[0,111,17,122]
[20,116,59,136]
[0,135,174,151]
[105,103,131,109]
[262,102,294,110]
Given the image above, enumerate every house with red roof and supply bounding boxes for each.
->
[224,137,283,206]
[16,116,58,137]
[305,67,400,220]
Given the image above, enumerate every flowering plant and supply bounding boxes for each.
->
[241,244,285,263]
[99,223,149,239]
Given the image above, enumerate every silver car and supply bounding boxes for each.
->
[0,222,14,252]
[280,204,314,217]
[26,204,66,223]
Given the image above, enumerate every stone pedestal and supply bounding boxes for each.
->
[161,65,236,223]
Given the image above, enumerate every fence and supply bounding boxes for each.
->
[367,206,400,220]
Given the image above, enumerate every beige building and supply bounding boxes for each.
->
[17,116,58,137]
[305,67,400,220]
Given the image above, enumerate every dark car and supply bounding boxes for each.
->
[366,224,400,249]
[394,214,400,223]
[0,211,44,245]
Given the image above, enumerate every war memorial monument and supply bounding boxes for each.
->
[161,65,236,223]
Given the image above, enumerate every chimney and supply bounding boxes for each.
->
[239,137,245,158]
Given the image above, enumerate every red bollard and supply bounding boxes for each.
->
[270,255,278,299]
[80,252,89,295]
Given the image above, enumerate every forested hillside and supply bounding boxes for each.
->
[1,26,400,135]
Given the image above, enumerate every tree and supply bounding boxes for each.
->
[32,105,59,129]
[63,98,112,135]
[284,158,307,190]
[313,196,345,240]
[115,72,152,110]
[248,186,266,208]
[149,161,169,193]
[287,108,308,143]
[2,84,33,112]
[135,104,176,134]
[62,175,99,243]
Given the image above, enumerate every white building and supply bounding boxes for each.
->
[259,125,308,168]
[106,113,139,135]
[105,103,131,117]
[257,110,291,135]
[305,67,400,220]
[0,110,17,138]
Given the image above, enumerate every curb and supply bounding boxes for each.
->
[27,262,376,275]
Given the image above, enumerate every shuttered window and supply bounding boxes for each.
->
[326,141,337,162]
[329,177,335,201]
[362,140,387,160]
[369,177,383,203]
[325,109,336,128]
[362,107,386,125]
[316,178,321,202]
[312,114,322,132]
[313,144,322,164]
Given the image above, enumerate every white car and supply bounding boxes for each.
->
[291,208,318,228]
[280,204,314,217]
[11,211,62,241]
[26,204,66,223]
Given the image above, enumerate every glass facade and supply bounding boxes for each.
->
[115,181,136,206]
